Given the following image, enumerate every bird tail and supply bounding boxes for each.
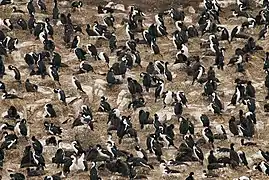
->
[192,78,195,85]
[134,175,148,179]
[92,70,97,74]
[172,145,178,149]
[41,73,46,79]
[142,162,154,169]
[170,169,180,173]
[235,34,249,39]
[157,155,162,162]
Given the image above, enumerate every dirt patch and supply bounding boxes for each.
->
[85,0,203,12]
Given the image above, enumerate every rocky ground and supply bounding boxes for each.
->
[1,0,269,179]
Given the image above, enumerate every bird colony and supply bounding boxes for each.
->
[1,0,269,179]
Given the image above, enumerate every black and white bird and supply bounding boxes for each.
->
[159,131,177,149]
[63,153,88,175]
[143,29,152,45]
[77,61,94,74]
[199,114,210,127]
[96,144,113,159]
[127,154,154,169]
[50,52,62,70]
[37,55,47,79]
[109,32,117,53]
[52,148,65,168]
[97,52,110,67]
[2,106,21,120]
[31,136,43,154]
[0,148,4,168]
[125,22,135,40]
[155,13,165,26]
[175,50,188,64]
[241,138,257,146]
[53,88,67,106]
[74,47,87,61]
[90,161,101,180]
[86,24,99,37]
[139,109,153,129]
[202,127,214,145]
[44,103,57,118]
[48,66,61,86]
[37,0,47,12]
[135,145,148,161]
[17,18,27,30]
[44,175,61,180]
[159,160,180,175]
[0,56,5,78]
[20,145,36,168]
[106,68,121,87]
[257,149,269,161]
[14,119,29,138]
[27,167,45,177]
[10,172,25,180]
[174,100,183,120]
[25,79,38,92]
[71,35,80,50]
[238,150,249,168]
[73,105,94,130]
[87,43,98,60]
[230,26,249,42]
[154,61,165,74]
[154,79,165,102]
[192,65,205,85]
[0,81,5,92]
[28,13,35,34]
[8,65,21,84]
[71,1,83,11]
[185,172,195,180]
[193,143,204,164]
[1,19,13,30]
[3,36,18,52]
[164,62,172,82]
[126,40,137,51]
[229,143,240,167]
[97,5,114,14]
[2,90,23,100]
[258,25,269,40]
[208,102,222,115]
[44,121,62,136]
[103,13,115,29]
[1,131,18,150]
[52,0,59,20]
[167,8,185,21]
[254,161,269,175]
[27,0,35,15]
[33,149,45,168]
[98,96,111,112]
[44,18,54,39]
[72,76,85,93]
[93,21,107,36]
[230,85,243,106]
[151,39,161,54]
